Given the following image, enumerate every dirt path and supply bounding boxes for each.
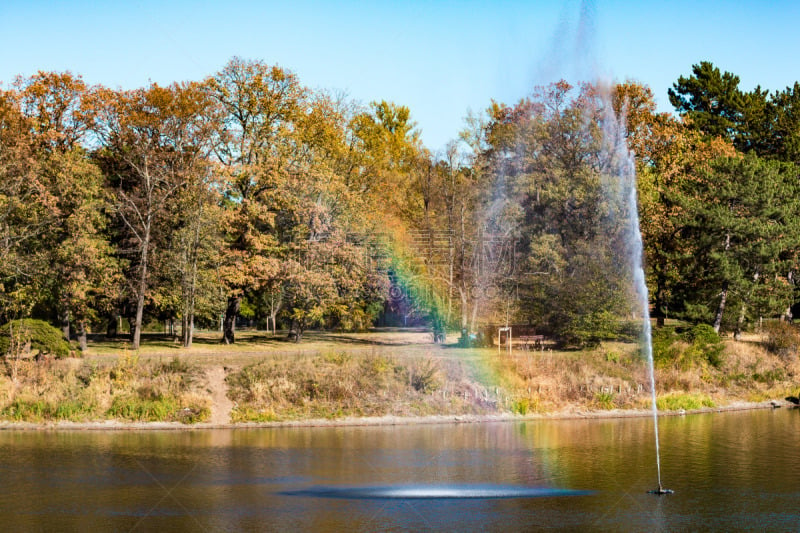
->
[206,366,233,425]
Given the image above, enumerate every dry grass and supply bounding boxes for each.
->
[0,353,210,423]
[226,349,496,422]
[483,333,799,413]
[486,343,653,412]
[1,327,797,423]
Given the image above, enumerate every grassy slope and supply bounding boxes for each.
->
[0,328,797,424]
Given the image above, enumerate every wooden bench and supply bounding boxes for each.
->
[518,335,545,350]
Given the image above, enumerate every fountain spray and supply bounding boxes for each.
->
[599,88,671,495]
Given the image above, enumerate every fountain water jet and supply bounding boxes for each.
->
[632,196,671,496]
[600,87,671,496]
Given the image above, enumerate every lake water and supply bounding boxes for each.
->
[1,408,798,531]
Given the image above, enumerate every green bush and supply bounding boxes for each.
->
[564,310,620,348]
[0,319,71,359]
[0,399,95,421]
[652,327,680,367]
[683,324,724,368]
[616,320,643,343]
[652,324,725,368]
[512,398,531,415]
[682,323,721,345]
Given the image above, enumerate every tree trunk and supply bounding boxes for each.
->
[222,295,240,344]
[458,286,469,330]
[59,305,70,342]
[785,271,795,322]
[713,232,732,334]
[268,292,282,335]
[77,321,87,352]
[654,274,667,328]
[132,218,151,350]
[126,306,137,342]
[712,281,728,333]
[734,270,760,341]
[183,203,201,349]
[184,313,194,348]
[106,313,118,338]
[470,293,480,334]
[734,303,746,341]
[181,315,189,347]
[182,276,196,348]
[269,310,278,335]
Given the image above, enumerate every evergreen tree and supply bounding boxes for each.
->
[675,155,800,334]
[668,61,746,143]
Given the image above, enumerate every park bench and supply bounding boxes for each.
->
[518,335,545,350]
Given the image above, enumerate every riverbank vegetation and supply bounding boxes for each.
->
[3,59,800,423]
[0,352,209,423]
[0,329,796,424]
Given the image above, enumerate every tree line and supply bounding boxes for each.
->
[1,59,799,350]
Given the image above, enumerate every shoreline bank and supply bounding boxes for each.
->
[0,399,790,431]
[3,330,798,429]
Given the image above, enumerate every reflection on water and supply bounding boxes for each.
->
[0,409,799,531]
[281,484,592,499]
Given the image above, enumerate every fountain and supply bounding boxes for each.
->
[601,86,672,496]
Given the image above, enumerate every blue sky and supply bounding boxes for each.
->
[2,0,800,152]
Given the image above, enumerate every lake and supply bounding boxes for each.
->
[1,408,798,531]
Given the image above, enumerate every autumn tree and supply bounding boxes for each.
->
[349,100,422,216]
[0,89,47,319]
[615,81,737,326]
[92,81,215,349]
[209,57,309,344]
[13,72,121,349]
[406,143,482,329]
[152,170,226,347]
[466,81,639,345]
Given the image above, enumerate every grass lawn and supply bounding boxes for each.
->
[84,327,454,365]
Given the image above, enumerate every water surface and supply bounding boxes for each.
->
[1,408,798,531]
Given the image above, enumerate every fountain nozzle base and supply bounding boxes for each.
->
[647,487,674,495]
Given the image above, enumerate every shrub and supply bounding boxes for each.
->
[408,359,440,393]
[107,394,180,421]
[652,327,681,367]
[763,321,800,362]
[559,310,620,348]
[682,323,720,345]
[0,319,71,359]
[512,398,531,415]
[652,324,725,368]
[683,324,725,368]
[594,391,615,410]
[0,398,95,421]
[616,320,642,343]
